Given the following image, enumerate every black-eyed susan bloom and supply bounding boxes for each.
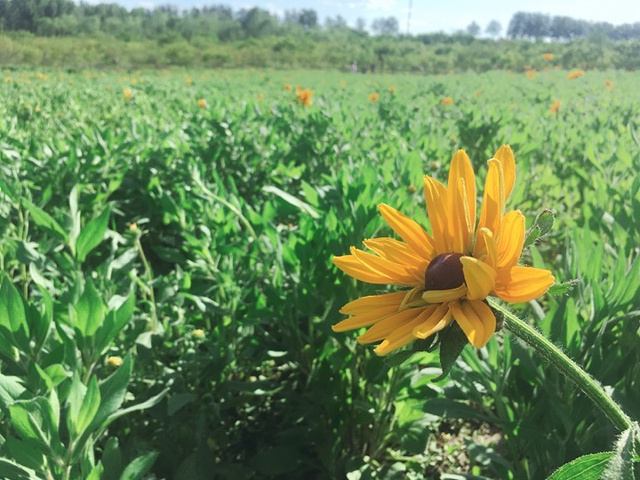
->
[333,147,554,355]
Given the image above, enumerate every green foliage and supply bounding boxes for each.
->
[0,67,639,479]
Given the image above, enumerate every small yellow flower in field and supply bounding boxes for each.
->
[605,80,614,89]
[333,146,554,354]
[4,76,12,83]
[407,184,417,193]
[128,222,138,232]
[185,77,192,86]
[542,53,554,61]
[389,85,396,93]
[341,80,347,87]
[474,89,483,97]
[369,93,379,102]
[192,329,206,339]
[36,72,47,81]
[107,356,123,368]
[550,100,561,114]
[257,93,264,101]
[123,87,132,101]
[525,70,536,80]
[34,106,41,113]
[198,98,207,109]
[441,97,453,106]
[296,88,313,106]
[284,84,292,91]
[568,70,584,80]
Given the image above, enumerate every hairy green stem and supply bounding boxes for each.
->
[488,298,633,433]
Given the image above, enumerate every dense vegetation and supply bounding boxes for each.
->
[0,67,638,479]
[1,3,640,71]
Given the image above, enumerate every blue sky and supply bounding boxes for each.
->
[114,0,639,34]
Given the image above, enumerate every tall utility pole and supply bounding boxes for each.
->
[407,0,412,34]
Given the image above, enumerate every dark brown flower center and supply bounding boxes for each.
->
[424,253,465,291]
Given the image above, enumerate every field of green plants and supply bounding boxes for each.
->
[0,66,639,479]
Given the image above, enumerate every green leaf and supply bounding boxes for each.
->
[76,376,101,437]
[601,425,638,480]
[547,452,613,480]
[74,279,105,339]
[9,397,60,451]
[102,437,123,480]
[89,353,133,433]
[263,185,320,219]
[76,208,111,262]
[0,274,30,351]
[4,435,47,470]
[0,458,40,480]
[119,451,159,480]
[523,209,555,248]
[22,199,68,241]
[0,375,26,409]
[432,322,468,382]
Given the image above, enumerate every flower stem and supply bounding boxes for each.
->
[488,298,633,433]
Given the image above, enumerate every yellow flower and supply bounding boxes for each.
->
[257,93,264,101]
[605,80,614,89]
[185,77,192,86]
[198,98,207,109]
[550,100,561,114]
[107,356,123,368]
[369,92,379,102]
[389,85,396,93]
[525,70,536,80]
[341,80,347,87]
[284,84,292,91]
[4,76,12,83]
[296,88,313,106]
[333,146,554,355]
[441,97,453,106]
[123,87,132,101]
[568,70,584,80]
[193,329,206,339]
[542,53,554,61]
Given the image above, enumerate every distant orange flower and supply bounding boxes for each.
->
[198,98,207,109]
[341,80,347,87]
[568,70,584,80]
[525,70,536,80]
[441,97,453,106]
[296,88,313,106]
[123,88,132,101]
[550,100,561,114]
[284,84,292,91]
[257,93,264,101]
[369,92,379,102]
[389,85,396,93]
[185,77,192,86]
[542,53,554,61]
[4,77,11,83]
[605,80,614,89]
[474,89,483,97]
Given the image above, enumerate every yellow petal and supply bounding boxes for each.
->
[448,150,476,252]
[350,247,420,286]
[357,307,429,344]
[423,175,452,254]
[477,228,498,268]
[413,303,453,339]
[496,210,525,269]
[474,159,505,258]
[494,145,516,201]
[422,284,467,303]
[332,305,400,332]
[339,291,406,315]
[450,299,496,348]
[495,266,555,303]
[461,256,496,300]
[378,204,437,261]
[373,307,438,355]
[364,238,428,283]
[333,254,392,284]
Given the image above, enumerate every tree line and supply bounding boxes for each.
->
[1,1,639,43]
